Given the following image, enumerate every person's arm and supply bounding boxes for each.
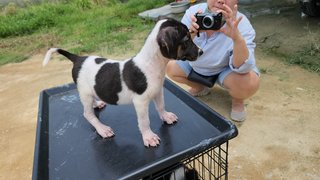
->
[231,31,249,68]
[218,4,257,73]
[218,4,251,69]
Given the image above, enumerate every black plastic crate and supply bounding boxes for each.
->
[33,79,237,180]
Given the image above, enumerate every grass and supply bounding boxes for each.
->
[0,0,168,65]
[285,43,320,74]
[262,41,320,75]
[1,1,319,75]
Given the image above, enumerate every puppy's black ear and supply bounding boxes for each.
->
[157,26,178,59]
[159,37,171,56]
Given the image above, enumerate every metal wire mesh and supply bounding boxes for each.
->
[182,141,229,180]
[143,141,229,180]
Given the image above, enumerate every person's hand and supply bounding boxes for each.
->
[217,4,243,41]
[189,10,202,38]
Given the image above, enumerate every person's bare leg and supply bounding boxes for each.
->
[223,71,260,121]
[166,61,210,96]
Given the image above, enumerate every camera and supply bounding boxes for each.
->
[195,12,225,31]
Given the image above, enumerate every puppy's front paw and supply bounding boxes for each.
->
[96,124,114,138]
[161,111,178,124]
[142,130,160,147]
[93,100,106,109]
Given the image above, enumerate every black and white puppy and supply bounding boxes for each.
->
[43,18,202,147]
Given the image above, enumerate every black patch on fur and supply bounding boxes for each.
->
[71,58,87,84]
[94,63,122,105]
[57,49,84,63]
[95,57,107,64]
[56,49,87,84]
[123,59,147,95]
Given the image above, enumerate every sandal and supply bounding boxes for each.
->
[188,87,211,97]
[230,99,246,122]
[230,109,246,122]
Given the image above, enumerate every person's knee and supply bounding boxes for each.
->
[249,74,260,93]
[226,72,260,99]
[244,72,260,94]
[166,61,184,79]
[166,61,176,78]
[241,78,259,97]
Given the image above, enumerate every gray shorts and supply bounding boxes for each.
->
[176,61,260,88]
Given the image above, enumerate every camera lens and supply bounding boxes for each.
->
[202,15,214,29]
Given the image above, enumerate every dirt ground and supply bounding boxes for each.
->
[1,5,320,180]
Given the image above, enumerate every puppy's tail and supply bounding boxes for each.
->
[43,48,81,66]
[43,48,58,66]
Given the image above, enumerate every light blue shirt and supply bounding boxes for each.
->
[181,3,256,76]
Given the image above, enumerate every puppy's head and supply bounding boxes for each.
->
[156,18,203,61]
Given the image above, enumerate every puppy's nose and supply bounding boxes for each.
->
[198,49,203,56]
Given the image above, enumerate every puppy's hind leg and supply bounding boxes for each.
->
[153,88,178,124]
[79,93,114,138]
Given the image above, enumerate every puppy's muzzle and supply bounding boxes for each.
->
[185,47,203,61]
[198,48,203,57]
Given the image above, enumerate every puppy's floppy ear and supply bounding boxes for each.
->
[159,36,171,56]
[157,26,178,59]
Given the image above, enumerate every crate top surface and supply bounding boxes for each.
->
[33,79,237,180]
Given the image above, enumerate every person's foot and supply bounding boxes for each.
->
[188,87,211,97]
[230,99,246,122]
